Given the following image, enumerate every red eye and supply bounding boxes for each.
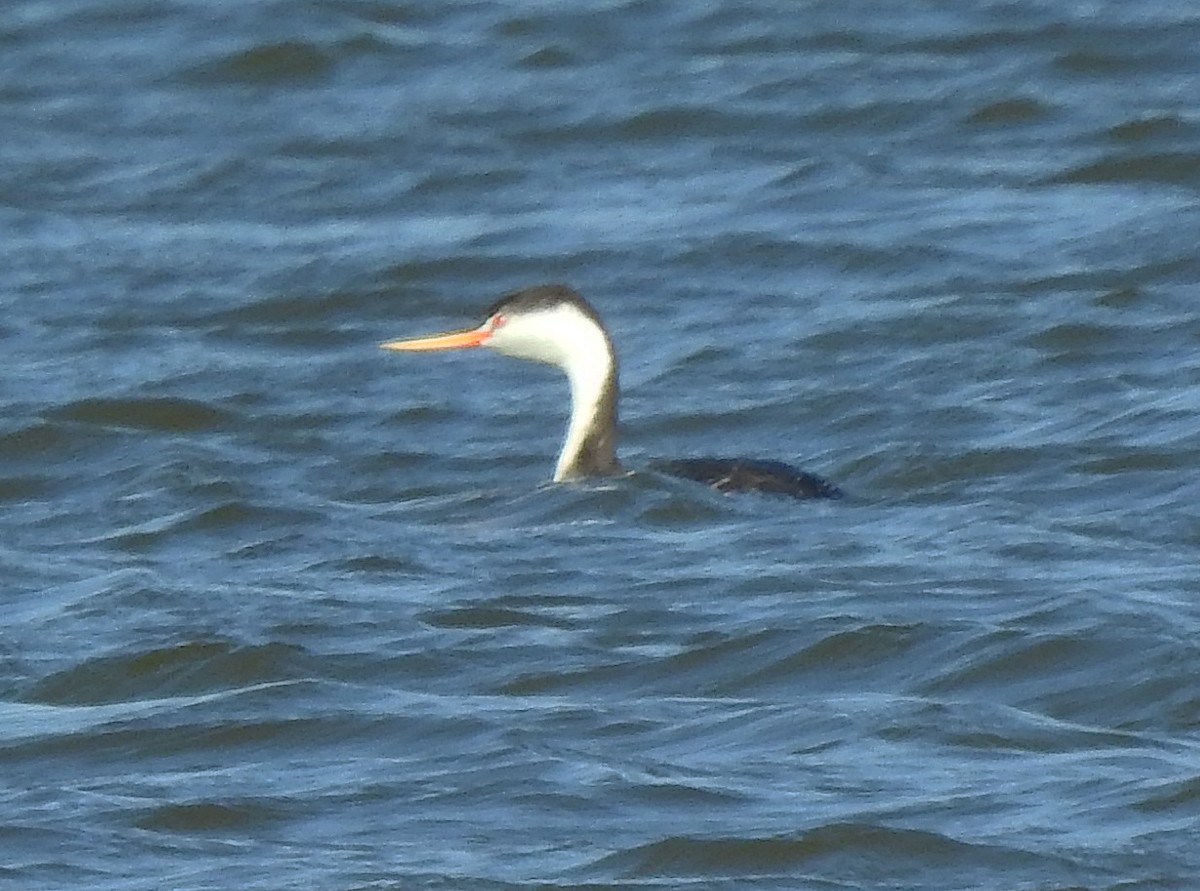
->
[491,313,507,329]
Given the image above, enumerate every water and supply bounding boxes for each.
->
[3,1,1199,888]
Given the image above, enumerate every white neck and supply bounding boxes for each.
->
[555,333,617,481]
[484,303,620,480]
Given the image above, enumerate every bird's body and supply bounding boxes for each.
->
[651,457,843,500]
[381,284,841,500]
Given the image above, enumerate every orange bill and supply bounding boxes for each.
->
[380,325,491,352]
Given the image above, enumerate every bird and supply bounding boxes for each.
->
[380,284,841,499]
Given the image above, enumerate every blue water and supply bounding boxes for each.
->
[4,1,1200,888]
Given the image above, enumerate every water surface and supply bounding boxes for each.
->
[3,1,1199,888]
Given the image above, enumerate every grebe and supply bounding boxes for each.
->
[380,284,841,499]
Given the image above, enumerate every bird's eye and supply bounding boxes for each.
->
[490,313,507,329]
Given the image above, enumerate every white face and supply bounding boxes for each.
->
[484,302,606,372]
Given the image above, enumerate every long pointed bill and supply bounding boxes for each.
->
[380,325,491,352]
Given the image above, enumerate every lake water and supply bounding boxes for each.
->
[3,1,1199,888]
